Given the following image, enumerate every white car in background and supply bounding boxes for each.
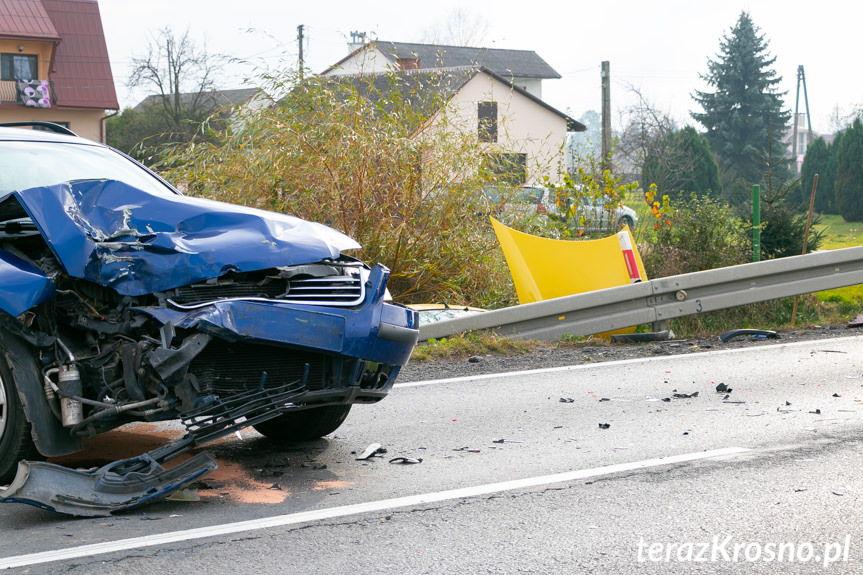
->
[523,185,638,233]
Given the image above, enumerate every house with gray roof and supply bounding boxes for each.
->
[323,40,560,100]
[322,41,581,185]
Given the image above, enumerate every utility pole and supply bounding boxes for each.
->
[601,61,611,173]
[792,65,813,163]
[298,25,305,79]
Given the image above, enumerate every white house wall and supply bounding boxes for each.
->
[443,73,567,184]
[322,46,392,75]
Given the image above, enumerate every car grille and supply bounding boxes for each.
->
[191,340,328,396]
[169,275,365,309]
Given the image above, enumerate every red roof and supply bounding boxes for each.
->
[0,0,60,40]
[41,0,118,110]
[0,0,118,110]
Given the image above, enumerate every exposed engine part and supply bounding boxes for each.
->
[57,364,83,428]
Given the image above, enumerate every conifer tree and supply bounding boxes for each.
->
[835,118,863,221]
[798,137,831,213]
[642,126,721,203]
[691,12,790,201]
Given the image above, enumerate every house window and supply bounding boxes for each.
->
[0,53,38,81]
[483,153,526,185]
[478,101,497,143]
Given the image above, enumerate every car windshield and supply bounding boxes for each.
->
[0,141,177,196]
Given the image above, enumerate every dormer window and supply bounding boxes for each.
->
[1,53,38,81]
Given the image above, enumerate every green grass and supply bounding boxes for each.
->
[815,214,863,250]
[811,214,863,321]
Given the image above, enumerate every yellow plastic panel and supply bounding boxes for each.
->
[490,217,648,336]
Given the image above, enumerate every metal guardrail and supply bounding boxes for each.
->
[419,247,863,342]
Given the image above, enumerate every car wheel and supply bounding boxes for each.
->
[0,334,39,485]
[617,216,634,230]
[253,405,352,442]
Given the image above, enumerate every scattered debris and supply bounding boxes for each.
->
[810,409,822,415]
[673,392,699,399]
[166,488,200,502]
[598,423,611,429]
[719,329,779,343]
[833,393,841,397]
[716,383,732,393]
[599,397,611,402]
[356,443,387,460]
[559,397,574,403]
[610,330,671,343]
[492,439,523,444]
[389,457,423,465]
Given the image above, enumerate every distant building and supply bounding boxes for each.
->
[133,88,266,114]
[323,39,561,100]
[0,0,118,141]
[783,112,820,173]
[322,40,582,185]
[133,87,272,134]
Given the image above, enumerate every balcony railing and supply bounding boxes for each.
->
[0,79,54,107]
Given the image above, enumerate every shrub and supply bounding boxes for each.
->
[642,192,749,278]
[156,70,535,308]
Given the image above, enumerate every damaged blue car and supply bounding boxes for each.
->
[0,123,418,516]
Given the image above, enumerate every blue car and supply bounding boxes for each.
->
[0,123,418,515]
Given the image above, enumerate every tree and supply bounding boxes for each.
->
[129,27,223,129]
[615,86,677,183]
[691,12,790,202]
[421,9,489,46]
[105,107,170,162]
[798,136,831,213]
[108,27,225,160]
[835,118,863,221]
[642,126,721,203]
[827,130,844,211]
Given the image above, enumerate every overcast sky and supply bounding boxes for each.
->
[97,1,860,134]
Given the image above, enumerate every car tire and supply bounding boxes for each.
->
[617,216,634,230]
[253,405,352,442]
[0,333,40,485]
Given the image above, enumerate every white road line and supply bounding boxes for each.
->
[396,335,863,388]
[0,447,750,570]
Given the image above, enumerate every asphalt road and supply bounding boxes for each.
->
[2,336,863,573]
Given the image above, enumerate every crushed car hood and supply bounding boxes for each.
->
[1,180,361,296]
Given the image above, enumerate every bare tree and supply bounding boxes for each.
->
[614,85,678,179]
[128,27,223,129]
[421,9,490,46]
